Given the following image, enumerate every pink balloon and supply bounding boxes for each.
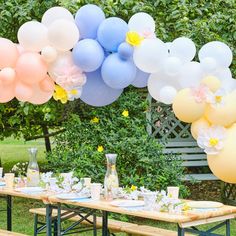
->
[39,75,55,92]
[0,68,16,85]
[15,44,25,55]
[0,38,19,69]
[14,80,33,102]
[28,84,53,105]
[15,52,48,85]
[0,81,15,103]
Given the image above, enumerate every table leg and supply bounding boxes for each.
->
[7,195,12,231]
[178,225,185,236]
[46,204,52,236]
[57,204,61,236]
[102,211,109,236]
[226,219,230,236]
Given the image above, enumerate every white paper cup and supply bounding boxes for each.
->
[167,186,179,199]
[90,183,102,201]
[0,167,3,178]
[82,177,91,187]
[142,192,157,211]
[4,173,15,189]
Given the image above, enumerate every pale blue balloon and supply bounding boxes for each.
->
[131,68,150,88]
[101,53,137,89]
[97,17,129,52]
[118,42,134,60]
[80,70,123,107]
[72,39,104,72]
[75,4,105,39]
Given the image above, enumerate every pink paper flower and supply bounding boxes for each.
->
[190,84,209,103]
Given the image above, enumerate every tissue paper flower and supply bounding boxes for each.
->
[67,87,82,101]
[197,126,226,155]
[53,85,68,104]
[126,31,143,46]
[190,84,209,103]
[207,89,226,107]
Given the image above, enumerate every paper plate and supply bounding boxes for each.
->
[0,182,6,186]
[14,187,45,192]
[56,193,89,200]
[187,201,223,209]
[110,200,145,208]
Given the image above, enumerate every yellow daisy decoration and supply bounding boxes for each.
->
[126,31,144,46]
[122,109,129,117]
[91,117,99,123]
[53,85,68,104]
[97,146,104,152]
[131,185,137,191]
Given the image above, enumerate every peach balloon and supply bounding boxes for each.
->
[28,84,53,105]
[0,68,16,85]
[191,117,211,139]
[208,124,236,183]
[201,75,221,92]
[15,52,47,85]
[14,81,33,102]
[205,91,236,127]
[39,75,55,92]
[0,38,19,69]
[16,44,25,55]
[0,82,15,103]
[172,88,206,123]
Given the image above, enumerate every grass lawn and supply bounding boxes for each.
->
[0,137,47,172]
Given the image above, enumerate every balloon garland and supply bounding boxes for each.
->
[0,4,235,183]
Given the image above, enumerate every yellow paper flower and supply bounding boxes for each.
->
[91,117,99,123]
[97,146,104,152]
[122,110,129,117]
[131,185,137,191]
[70,89,78,95]
[53,85,68,104]
[126,31,144,46]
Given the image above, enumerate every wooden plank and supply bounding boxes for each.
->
[182,174,218,181]
[0,229,28,236]
[182,160,208,167]
[179,213,236,228]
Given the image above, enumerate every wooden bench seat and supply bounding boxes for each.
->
[0,229,28,236]
[30,208,191,235]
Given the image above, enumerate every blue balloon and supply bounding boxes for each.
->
[101,53,137,89]
[118,42,134,60]
[131,68,150,88]
[97,17,129,52]
[75,4,105,39]
[72,39,104,72]
[80,70,123,107]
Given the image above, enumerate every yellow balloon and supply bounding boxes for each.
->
[191,117,211,139]
[172,88,206,123]
[208,124,236,183]
[205,91,236,127]
[201,75,221,92]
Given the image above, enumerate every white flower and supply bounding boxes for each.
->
[197,126,226,155]
[206,89,226,107]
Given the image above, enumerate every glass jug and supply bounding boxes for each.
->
[27,148,40,187]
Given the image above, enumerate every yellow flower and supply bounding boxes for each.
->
[182,204,191,212]
[91,117,99,123]
[126,31,144,46]
[53,85,68,104]
[209,138,219,147]
[122,109,129,117]
[97,146,104,152]
[131,185,137,191]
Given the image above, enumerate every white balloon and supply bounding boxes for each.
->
[211,67,232,81]
[48,19,80,51]
[42,6,74,27]
[41,46,58,63]
[128,12,155,33]
[159,86,177,104]
[200,57,218,73]
[163,57,182,76]
[179,62,203,88]
[17,21,48,52]
[199,41,233,68]
[170,37,196,63]
[221,78,236,93]
[133,39,168,73]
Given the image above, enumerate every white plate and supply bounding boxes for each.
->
[0,182,5,186]
[56,193,89,200]
[14,187,45,192]
[110,200,145,208]
[187,201,223,209]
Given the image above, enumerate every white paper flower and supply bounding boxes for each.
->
[197,126,226,155]
[206,89,226,107]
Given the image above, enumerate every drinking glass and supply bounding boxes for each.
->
[90,183,102,201]
[4,173,15,189]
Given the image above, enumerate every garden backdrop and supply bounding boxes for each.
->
[0,0,235,234]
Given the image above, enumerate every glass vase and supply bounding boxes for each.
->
[104,154,119,200]
[27,148,40,187]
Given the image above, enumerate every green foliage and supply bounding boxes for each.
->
[47,89,188,196]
